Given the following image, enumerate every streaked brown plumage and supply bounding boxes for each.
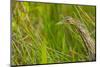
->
[57,16,95,60]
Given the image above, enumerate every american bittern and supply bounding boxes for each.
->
[57,16,95,61]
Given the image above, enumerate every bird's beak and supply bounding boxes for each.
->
[56,21,64,25]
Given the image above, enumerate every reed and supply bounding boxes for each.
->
[11,2,96,65]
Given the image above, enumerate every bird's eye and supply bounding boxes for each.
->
[66,19,70,22]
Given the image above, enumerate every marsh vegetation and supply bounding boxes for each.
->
[11,2,96,66]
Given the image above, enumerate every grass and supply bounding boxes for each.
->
[11,1,96,66]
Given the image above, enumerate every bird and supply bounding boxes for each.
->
[56,16,96,61]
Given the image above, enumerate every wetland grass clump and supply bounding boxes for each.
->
[11,2,96,66]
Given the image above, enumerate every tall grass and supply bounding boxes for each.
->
[11,2,96,65]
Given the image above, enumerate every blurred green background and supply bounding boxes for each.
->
[12,2,96,65]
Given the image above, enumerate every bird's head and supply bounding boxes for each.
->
[56,16,75,25]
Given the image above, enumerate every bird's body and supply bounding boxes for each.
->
[57,16,95,60]
[74,20,95,60]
